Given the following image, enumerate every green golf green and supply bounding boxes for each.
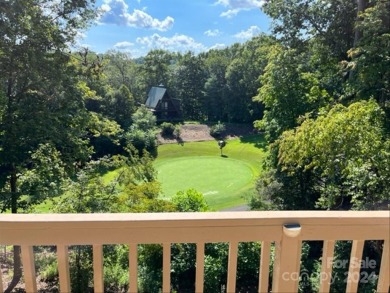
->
[155,156,255,209]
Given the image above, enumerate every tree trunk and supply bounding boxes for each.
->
[4,168,22,293]
[353,0,368,47]
[4,246,22,293]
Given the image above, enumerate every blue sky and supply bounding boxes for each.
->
[80,0,271,57]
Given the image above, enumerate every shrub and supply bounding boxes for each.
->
[173,124,181,138]
[126,126,157,157]
[209,121,226,138]
[160,122,175,136]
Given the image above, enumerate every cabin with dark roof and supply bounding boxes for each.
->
[145,85,182,121]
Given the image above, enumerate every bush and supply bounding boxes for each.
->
[209,121,226,138]
[173,124,181,138]
[126,126,157,157]
[160,122,175,136]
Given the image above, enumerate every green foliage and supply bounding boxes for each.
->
[138,244,163,293]
[125,106,158,156]
[126,127,158,158]
[16,144,67,211]
[103,85,136,129]
[173,124,182,138]
[140,49,174,95]
[34,249,58,283]
[172,189,209,212]
[170,52,206,120]
[254,45,330,142]
[344,2,390,124]
[54,157,122,213]
[131,105,157,132]
[278,100,389,209]
[103,245,129,292]
[209,121,226,138]
[160,122,176,137]
[69,246,93,293]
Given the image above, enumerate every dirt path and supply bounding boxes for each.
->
[157,123,255,144]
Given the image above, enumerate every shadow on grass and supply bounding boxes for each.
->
[176,136,184,146]
[239,134,267,150]
[221,154,229,158]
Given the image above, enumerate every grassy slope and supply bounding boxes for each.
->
[33,135,267,212]
[155,134,267,210]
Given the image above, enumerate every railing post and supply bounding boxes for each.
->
[21,245,37,293]
[319,240,335,293]
[377,239,389,293]
[195,242,205,293]
[346,240,364,293]
[258,241,271,293]
[129,243,138,293]
[0,255,3,293]
[57,245,71,293]
[93,245,104,293]
[162,243,171,293]
[272,224,302,293]
[227,241,238,293]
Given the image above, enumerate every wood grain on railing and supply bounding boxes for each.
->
[0,211,388,293]
[259,240,271,292]
[57,245,71,293]
[319,240,335,293]
[195,242,205,293]
[93,245,104,293]
[377,239,390,293]
[21,245,37,293]
[128,243,138,293]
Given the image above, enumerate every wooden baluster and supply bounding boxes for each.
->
[346,240,364,293]
[377,240,389,293]
[319,240,335,293]
[227,241,238,293]
[259,241,271,293]
[93,245,104,293]
[21,245,37,293]
[195,242,205,293]
[0,252,4,293]
[57,245,71,293]
[162,243,171,293]
[129,244,138,293]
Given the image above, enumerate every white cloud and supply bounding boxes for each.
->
[99,0,174,31]
[234,25,261,39]
[208,43,227,50]
[220,9,240,18]
[114,41,134,50]
[136,33,207,53]
[204,29,221,37]
[215,0,265,17]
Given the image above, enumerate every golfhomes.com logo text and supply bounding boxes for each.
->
[282,257,378,285]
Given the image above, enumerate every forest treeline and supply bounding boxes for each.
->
[0,0,389,292]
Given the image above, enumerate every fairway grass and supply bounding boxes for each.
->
[155,134,267,210]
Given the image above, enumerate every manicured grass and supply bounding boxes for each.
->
[155,134,267,210]
[32,135,267,212]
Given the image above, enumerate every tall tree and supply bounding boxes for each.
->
[140,49,174,96]
[104,50,143,102]
[202,49,231,121]
[0,0,96,291]
[345,1,390,126]
[278,100,389,210]
[225,35,275,123]
[170,52,206,120]
[103,85,136,129]
[253,44,330,142]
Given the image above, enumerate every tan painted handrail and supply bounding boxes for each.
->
[0,211,389,293]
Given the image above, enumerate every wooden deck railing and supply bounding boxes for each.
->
[0,211,389,293]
